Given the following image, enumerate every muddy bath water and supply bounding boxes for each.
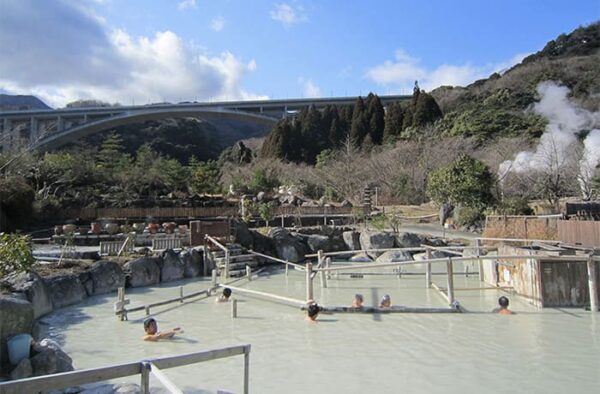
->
[38,268,600,394]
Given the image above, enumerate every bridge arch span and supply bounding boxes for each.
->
[33,108,278,152]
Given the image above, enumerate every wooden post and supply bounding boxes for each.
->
[243,348,250,394]
[285,262,289,276]
[476,239,483,282]
[211,269,217,290]
[116,287,128,321]
[318,250,327,288]
[140,362,150,394]
[246,265,252,281]
[446,258,455,305]
[202,241,209,277]
[306,262,314,301]
[587,255,598,312]
[425,249,432,288]
[231,298,238,318]
[145,306,150,316]
[224,250,230,280]
[179,286,183,303]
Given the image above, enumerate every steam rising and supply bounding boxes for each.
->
[499,81,600,199]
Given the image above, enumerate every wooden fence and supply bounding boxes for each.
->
[558,220,600,247]
[40,205,357,222]
[483,215,559,240]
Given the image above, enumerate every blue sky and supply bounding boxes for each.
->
[0,0,597,107]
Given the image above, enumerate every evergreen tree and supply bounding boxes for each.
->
[366,94,385,144]
[383,102,404,143]
[96,132,131,176]
[402,105,414,130]
[260,121,286,159]
[301,105,322,163]
[413,92,443,127]
[350,97,369,147]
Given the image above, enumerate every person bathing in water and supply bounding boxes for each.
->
[305,300,320,322]
[379,294,392,308]
[142,318,182,341]
[493,296,515,314]
[352,294,364,308]
[216,287,232,303]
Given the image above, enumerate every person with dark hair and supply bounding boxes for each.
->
[216,287,232,303]
[305,300,320,322]
[142,318,181,341]
[379,294,392,308]
[493,296,515,315]
[352,294,364,308]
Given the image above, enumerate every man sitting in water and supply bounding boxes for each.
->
[379,294,392,308]
[216,287,232,303]
[142,318,182,341]
[305,300,320,322]
[352,294,364,308]
[493,296,515,315]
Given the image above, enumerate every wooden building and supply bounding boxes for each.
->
[484,244,599,308]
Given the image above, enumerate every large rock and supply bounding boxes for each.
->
[10,357,33,380]
[0,296,34,371]
[395,232,426,248]
[306,234,329,253]
[250,230,276,257]
[80,383,141,394]
[30,339,74,377]
[181,249,203,278]
[342,231,361,251]
[124,257,161,287]
[160,250,185,282]
[46,275,87,309]
[233,220,254,249]
[89,260,125,295]
[78,271,94,297]
[349,252,374,262]
[413,250,447,261]
[0,271,53,319]
[359,231,395,255]
[376,250,413,263]
[268,227,308,263]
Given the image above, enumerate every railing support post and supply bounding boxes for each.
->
[140,362,150,394]
[246,265,252,281]
[425,249,432,288]
[446,258,455,306]
[243,347,250,394]
[476,239,483,282]
[231,298,238,318]
[587,255,598,312]
[306,262,313,301]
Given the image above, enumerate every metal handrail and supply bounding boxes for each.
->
[0,345,251,394]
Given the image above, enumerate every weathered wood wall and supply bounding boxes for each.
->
[540,260,600,307]
[496,245,544,307]
[483,216,559,240]
[557,220,600,247]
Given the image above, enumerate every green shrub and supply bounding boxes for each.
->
[496,197,534,215]
[453,206,483,227]
[0,233,35,277]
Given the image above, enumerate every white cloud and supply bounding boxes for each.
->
[298,77,321,98]
[210,16,225,32]
[365,49,529,92]
[270,3,307,28]
[0,0,266,107]
[178,0,197,11]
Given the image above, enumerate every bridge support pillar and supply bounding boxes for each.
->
[57,116,65,132]
[2,118,12,151]
[30,117,39,144]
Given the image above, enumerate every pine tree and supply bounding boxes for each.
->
[96,132,131,176]
[402,105,414,130]
[383,102,404,143]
